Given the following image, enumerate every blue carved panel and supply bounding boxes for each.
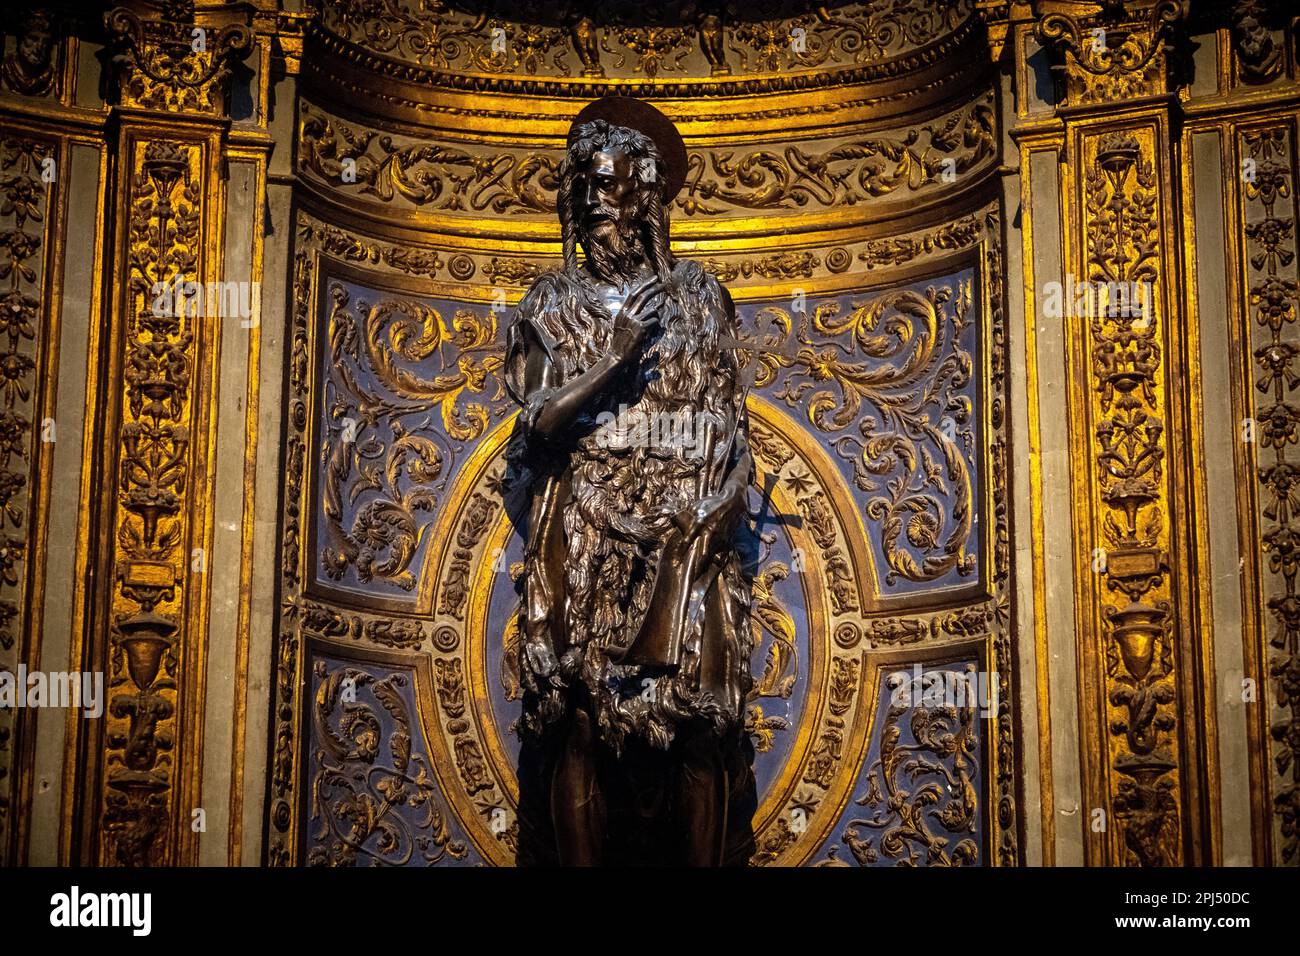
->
[741,268,984,600]
[812,658,988,866]
[305,647,483,866]
[311,279,512,603]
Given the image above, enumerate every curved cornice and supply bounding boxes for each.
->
[300,12,992,134]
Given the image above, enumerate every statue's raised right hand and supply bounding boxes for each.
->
[608,278,664,364]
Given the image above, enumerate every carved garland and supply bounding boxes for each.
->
[0,135,54,861]
[1082,130,1182,866]
[1243,123,1300,863]
[95,139,204,866]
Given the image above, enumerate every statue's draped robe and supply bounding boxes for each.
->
[503,259,756,753]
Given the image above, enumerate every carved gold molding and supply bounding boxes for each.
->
[314,0,979,88]
[1076,126,1187,865]
[83,131,215,867]
[292,200,999,297]
[293,90,999,245]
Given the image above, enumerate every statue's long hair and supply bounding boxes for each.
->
[558,119,675,282]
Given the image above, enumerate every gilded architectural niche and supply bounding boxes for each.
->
[253,0,1024,868]
[265,0,1018,867]
[0,0,1296,872]
[276,213,1014,867]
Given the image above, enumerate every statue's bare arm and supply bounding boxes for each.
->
[519,278,665,440]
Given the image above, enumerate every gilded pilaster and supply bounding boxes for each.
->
[73,0,253,866]
[1032,0,1216,865]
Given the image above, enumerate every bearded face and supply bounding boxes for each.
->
[575,148,653,285]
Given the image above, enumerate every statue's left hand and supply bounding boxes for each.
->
[524,641,560,682]
[673,482,744,543]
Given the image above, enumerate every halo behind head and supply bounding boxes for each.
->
[568,96,687,202]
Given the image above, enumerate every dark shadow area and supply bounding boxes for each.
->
[441,0,863,30]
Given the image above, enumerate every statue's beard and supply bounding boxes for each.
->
[581,218,646,285]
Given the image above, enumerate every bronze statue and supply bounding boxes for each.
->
[503,97,758,866]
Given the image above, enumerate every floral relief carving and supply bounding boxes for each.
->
[676,93,994,216]
[308,663,471,866]
[318,283,506,596]
[1082,130,1181,867]
[0,135,52,856]
[300,105,560,215]
[318,0,976,80]
[1244,124,1300,863]
[298,94,995,220]
[99,139,206,866]
[825,663,981,867]
[752,280,978,591]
